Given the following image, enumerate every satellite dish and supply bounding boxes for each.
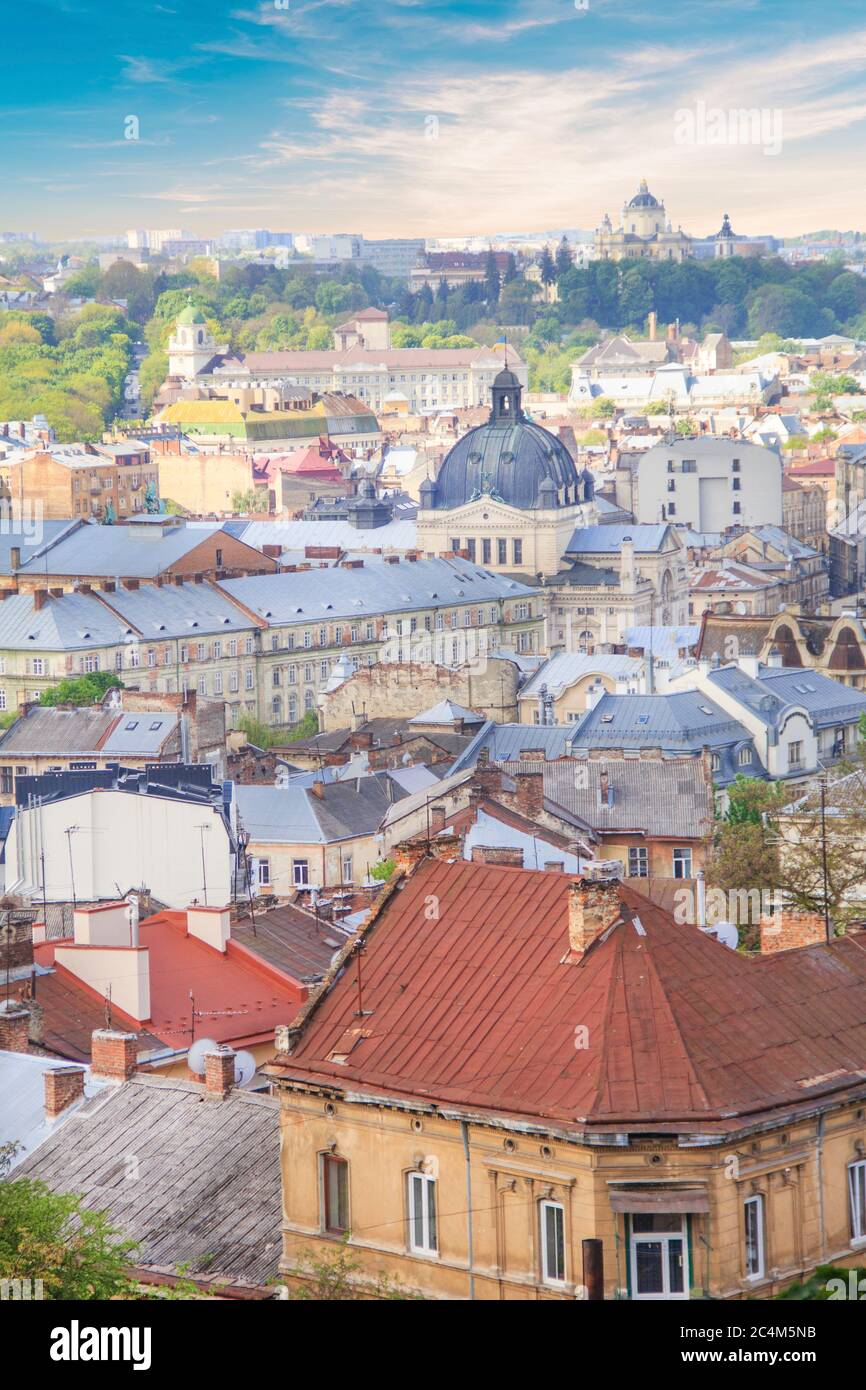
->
[234,1051,257,1087]
[700,921,739,951]
[187,1037,218,1075]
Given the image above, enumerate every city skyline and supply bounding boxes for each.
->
[3,0,866,241]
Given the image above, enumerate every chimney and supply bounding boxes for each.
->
[43,1065,86,1120]
[32,589,48,611]
[90,1029,138,1081]
[760,906,826,955]
[100,580,116,592]
[309,779,325,799]
[430,802,447,832]
[10,546,20,570]
[598,769,613,807]
[349,728,373,749]
[204,1046,235,1098]
[567,878,620,959]
[126,578,140,591]
[174,575,184,586]
[470,845,524,867]
[0,999,31,1052]
[647,311,658,342]
[766,645,783,668]
[544,861,566,872]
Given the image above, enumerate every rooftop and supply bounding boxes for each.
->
[15,1075,281,1287]
[271,857,866,1135]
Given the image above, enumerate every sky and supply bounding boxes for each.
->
[3,0,866,241]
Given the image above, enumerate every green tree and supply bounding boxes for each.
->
[39,672,122,706]
[0,1177,137,1300]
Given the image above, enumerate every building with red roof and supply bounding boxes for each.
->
[268,853,866,1300]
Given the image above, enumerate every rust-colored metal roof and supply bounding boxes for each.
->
[273,859,866,1134]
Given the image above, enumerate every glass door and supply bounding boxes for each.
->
[630,1214,689,1299]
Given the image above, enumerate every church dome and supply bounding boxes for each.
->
[627,178,661,209]
[424,368,587,511]
[177,303,207,325]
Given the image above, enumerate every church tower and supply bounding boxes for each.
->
[168,302,216,378]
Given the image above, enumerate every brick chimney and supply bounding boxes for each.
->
[470,845,524,867]
[566,878,620,959]
[32,589,48,611]
[90,1029,138,1081]
[0,999,31,1052]
[44,1065,86,1119]
[760,906,827,955]
[204,1046,235,1098]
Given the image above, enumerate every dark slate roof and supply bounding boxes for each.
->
[16,1076,281,1288]
[425,375,588,512]
[565,693,761,786]
[450,721,573,773]
[232,903,344,983]
[543,757,715,840]
[708,663,866,730]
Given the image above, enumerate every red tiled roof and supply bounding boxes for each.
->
[35,911,304,1051]
[273,859,866,1135]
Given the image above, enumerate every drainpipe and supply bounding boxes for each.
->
[816,1113,827,1261]
[460,1120,475,1301]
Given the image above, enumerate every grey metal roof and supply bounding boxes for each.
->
[15,1075,281,1286]
[708,663,866,729]
[0,1049,108,1169]
[16,519,225,579]
[104,580,255,639]
[521,652,643,700]
[235,782,327,845]
[543,757,715,840]
[0,590,129,651]
[235,517,417,554]
[564,524,673,555]
[0,518,81,573]
[450,721,574,773]
[568,691,750,751]
[218,557,534,623]
[408,699,484,725]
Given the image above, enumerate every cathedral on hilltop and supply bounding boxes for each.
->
[595,179,693,262]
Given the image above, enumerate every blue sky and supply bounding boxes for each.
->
[3,0,866,239]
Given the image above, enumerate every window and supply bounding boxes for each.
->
[0,690,5,712]
[497,538,507,565]
[849,1160,866,1242]
[245,668,254,690]
[272,669,281,687]
[539,1200,565,1284]
[744,1194,765,1279]
[244,636,254,655]
[214,671,223,694]
[293,859,309,887]
[788,740,803,769]
[197,675,207,695]
[711,752,721,773]
[512,538,523,566]
[196,642,206,661]
[450,538,461,553]
[342,855,353,883]
[229,639,238,658]
[630,1213,688,1299]
[482,538,491,565]
[666,502,676,515]
[31,658,44,676]
[738,747,752,766]
[229,671,239,693]
[215,547,223,568]
[257,859,270,887]
[407,1172,437,1254]
[146,648,156,667]
[0,768,12,794]
[322,1154,349,1234]
[733,500,741,515]
[628,847,648,878]
[672,846,692,878]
